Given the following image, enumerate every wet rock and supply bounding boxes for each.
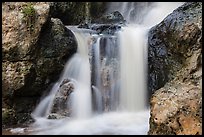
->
[148,2,202,135]
[90,24,122,35]
[148,2,202,96]
[33,18,77,96]
[47,113,68,119]
[90,35,120,112]
[93,11,126,24]
[78,22,90,29]
[50,79,75,117]
[77,11,125,35]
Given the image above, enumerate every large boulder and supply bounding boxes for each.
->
[2,2,50,126]
[2,2,77,127]
[148,2,202,135]
[148,2,202,96]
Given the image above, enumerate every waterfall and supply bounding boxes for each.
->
[29,2,184,135]
[32,27,93,119]
[119,26,148,111]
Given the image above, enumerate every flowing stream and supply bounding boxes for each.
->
[9,2,183,135]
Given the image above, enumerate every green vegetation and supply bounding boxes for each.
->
[22,3,36,32]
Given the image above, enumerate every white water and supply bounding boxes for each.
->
[32,28,92,119]
[25,2,184,135]
[119,26,148,111]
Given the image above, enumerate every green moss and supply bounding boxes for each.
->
[22,3,36,32]
[22,3,35,17]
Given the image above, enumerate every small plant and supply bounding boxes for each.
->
[22,3,36,33]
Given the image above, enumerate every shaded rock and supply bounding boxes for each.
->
[47,113,68,119]
[33,18,77,96]
[77,10,125,35]
[49,2,86,25]
[93,11,125,24]
[78,22,90,29]
[148,2,202,135]
[2,108,17,128]
[49,2,107,25]
[90,24,122,35]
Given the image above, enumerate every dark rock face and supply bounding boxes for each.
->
[148,2,202,135]
[93,11,126,24]
[32,18,77,97]
[50,2,107,25]
[50,2,87,25]
[148,2,202,97]
[90,24,122,35]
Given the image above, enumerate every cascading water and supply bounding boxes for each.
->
[32,27,93,120]
[119,26,148,111]
[26,2,184,135]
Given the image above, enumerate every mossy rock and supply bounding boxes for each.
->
[22,3,36,32]
[2,108,17,127]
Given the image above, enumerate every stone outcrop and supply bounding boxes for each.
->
[93,11,125,24]
[148,2,202,135]
[78,11,125,35]
[2,2,50,127]
[49,2,107,25]
[2,2,77,127]
[50,78,75,118]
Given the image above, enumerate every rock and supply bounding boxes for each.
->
[2,2,50,61]
[49,2,107,25]
[149,81,202,135]
[50,79,75,117]
[2,108,17,128]
[148,2,202,96]
[90,24,122,35]
[148,2,202,135]
[57,79,75,98]
[2,3,50,126]
[93,11,126,24]
[47,113,68,119]
[33,18,77,96]
[2,2,77,126]
[78,22,90,29]
[77,11,125,35]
